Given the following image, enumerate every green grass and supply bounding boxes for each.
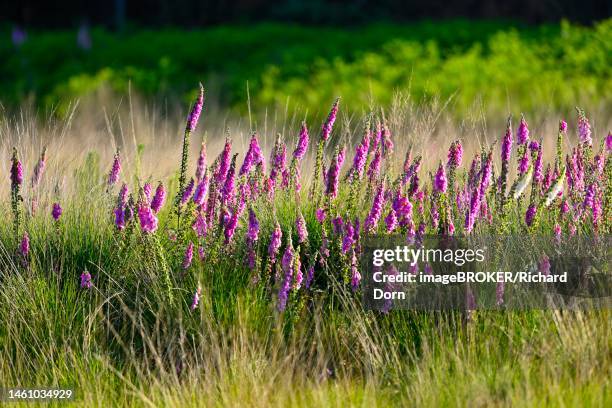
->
[1,19,611,118]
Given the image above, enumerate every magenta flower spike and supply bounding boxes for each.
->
[501,123,513,163]
[80,271,92,289]
[517,114,530,145]
[114,206,126,230]
[192,212,207,238]
[151,182,167,213]
[186,83,204,133]
[321,97,340,142]
[278,233,295,311]
[137,202,158,233]
[518,150,530,175]
[293,122,309,161]
[183,242,194,270]
[365,183,385,232]
[190,286,202,311]
[20,232,30,257]
[367,147,382,181]
[325,150,341,199]
[447,140,463,168]
[195,141,207,182]
[247,208,260,242]
[240,133,264,176]
[296,212,308,244]
[433,163,447,193]
[31,148,47,188]
[350,250,361,292]
[215,137,232,185]
[52,203,63,221]
[577,108,592,146]
[143,182,152,203]
[606,132,612,152]
[192,175,209,207]
[181,178,195,206]
[268,222,283,262]
[385,208,398,233]
[108,151,121,186]
[525,204,537,226]
[10,149,23,188]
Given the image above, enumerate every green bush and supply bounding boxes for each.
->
[1,20,610,117]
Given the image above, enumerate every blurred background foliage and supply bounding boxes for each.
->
[1,19,611,118]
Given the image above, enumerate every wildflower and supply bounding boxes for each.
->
[224,211,239,244]
[195,141,207,182]
[350,250,361,291]
[528,140,539,152]
[10,149,23,188]
[138,203,158,233]
[518,150,529,175]
[606,132,612,152]
[554,224,562,241]
[512,165,532,199]
[305,264,315,289]
[192,175,209,207]
[545,167,565,206]
[114,206,126,230]
[560,200,569,215]
[321,97,340,142]
[151,182,167,213]
[143,182,152,202]
[117,183,129,208]
[293,122,309,161]
[501,121,513,163]
[365,183,385,232]
[268,222,282,262]
[385,208,398,233]
[221,154,237,203]
[381,121,394,156]
[183,242,194,270]
[198,246,205,261]
[20,232,29,257]
[325,149,341,198]
[247,208,260,242]
[278,233,295,312]
[192,212,207,238]
[215,137,232,185]
[296,212,308,244]
[108,151,121,186]
[315,208,326,223]
[367,147,382,182]
[433,163,447,193]
[533,146,543,184]
[52,203,63,221]
[342,222,354,253]
[186,83,204,133]
[517,114,530,145]
[240,133,264,176]
[577,108,592,146]
[80,271,92,289]
[352,125,371,179]
[525,204,537,226]
[539,255,551,276]
[190,286,202,311]
[293,253,303,290]
[180,178,195,206]
[559,120,568,133]
[447,140,463,168]
[31,147,47,187]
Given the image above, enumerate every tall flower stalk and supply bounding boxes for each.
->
[310,98,339,202]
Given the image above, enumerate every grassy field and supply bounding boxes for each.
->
[0,87,610,407]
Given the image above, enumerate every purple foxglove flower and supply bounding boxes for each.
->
[143,182,152,203]
[525,204,537,226]
[447,140,463,168]
[195,141,207,182]
[278,234,295,311]
[190,286,202,311]
[315,208,326,223]
[326,153,341,198]
[606,132,612,153]
[577,109,592,146]
[533,146,543,183]
[538,255,551,276]
[192,175,209,207]
[108,151,121,186]
[269,136,287,185]
[31,148,47,187]
[240,133,264,176]
[433,163,447,193]
[52,203,62,221]
[501,124,513,163]
[321,98,340,142]
[352,136,370,179]
[560,200,569,215]
[367,148,382,181]
[80,271,92,289]
[385,209,398,233]
[350,251,361,291]
[138,203,158,233]
[305,264,315,289]
[517,114,529,145]
[117,183,129,208]
[247,208,260,242]
[594,154,604,175]
[215,138,232,185]
[479,152,493,197]
[224,211,239,244]
[365,184,385,232]
[332,215,343,235]
[371,120,382,153]
[151,182,166,213]
[10,149,23,188]
[186,83,204,133]
[554,224,562,240]
[192,212,207,238]
[342,222,354,253]
[268,222,282,262]
[464,187,480,234]
[583,183,596,209]
[559,120,567,133]
[181,178,195,206]
[293,122,309,161]
[183,242,194,269]
[528,140,539,152]
[296,212,308,244]
[20,232,29,257]
[293,256,303,290]
[518,150,530,175]
[222,155,237,203]
[320,229,330,259]
[114,206,126,230]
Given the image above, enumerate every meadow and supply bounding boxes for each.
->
[0,80,610,406]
